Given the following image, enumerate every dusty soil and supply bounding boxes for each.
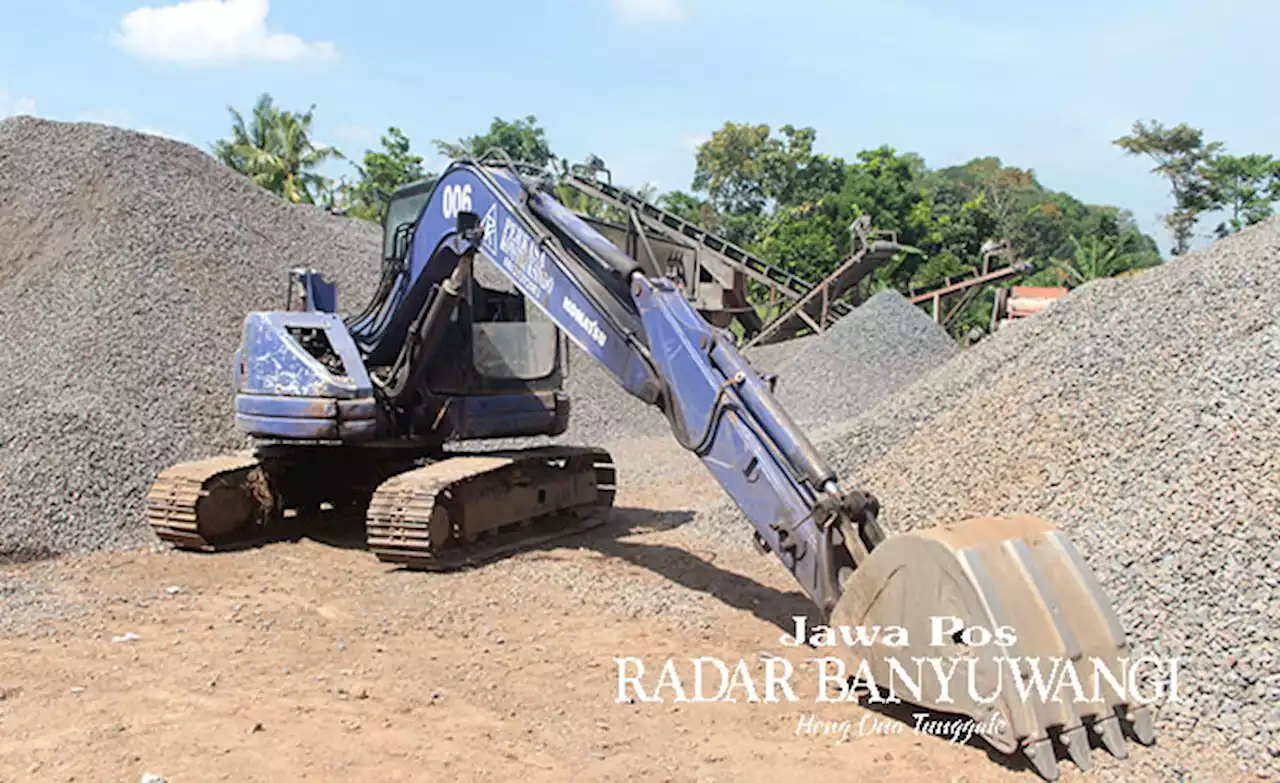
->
[0,474,1251,783]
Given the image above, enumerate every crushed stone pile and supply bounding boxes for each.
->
[528,290,958,484]
[695,218,1280,777]
[764,289,960,428]
[556,289,957,443]
[0,117,381,561]
[560,342,668,444]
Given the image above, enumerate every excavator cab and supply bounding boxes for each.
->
[414,249,569,439]
[366,179,572,441]
[382,178,438,266]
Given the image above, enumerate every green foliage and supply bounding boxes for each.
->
[1113,120,1223,254]
[692,122,846,219]
[346,127,428,221]
[764,126,846,209]
[434,115,554,166]
[1202,153,1280,237]
[755,206,843,282]
[656,190,713,224]
[1052,234,1151,286]
[692,122,775,216]
[836,146,928,237]
[677,123,1169,337]
[212,93,344,204]
[1115,118,1280,247]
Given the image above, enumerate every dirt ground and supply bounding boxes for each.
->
[0,473,1250,783]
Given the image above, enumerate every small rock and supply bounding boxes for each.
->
[111,632,140,644]
[140,774,167,783]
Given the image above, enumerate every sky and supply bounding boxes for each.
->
[3,0,1278,254]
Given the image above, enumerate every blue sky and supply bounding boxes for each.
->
[3,0,1277,254]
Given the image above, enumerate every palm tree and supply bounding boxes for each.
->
[1051,234,1135,287]
[213,93,344,204]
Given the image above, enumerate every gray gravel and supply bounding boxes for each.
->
[0,116,381,560]
[766,289,960,428]
[503,291,955,467]
[561,342,669,444]
[696,217,1280,778]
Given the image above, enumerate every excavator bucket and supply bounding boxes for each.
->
[830,515,1155,781]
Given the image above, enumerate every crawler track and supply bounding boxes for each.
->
[145,453,270,550]
[145,448,421,551]
[366,445,616,569]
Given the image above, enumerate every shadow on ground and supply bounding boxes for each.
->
[161,503,1044,779]
[229,503,817,635]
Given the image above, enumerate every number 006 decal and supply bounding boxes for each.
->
[441,184,473,219]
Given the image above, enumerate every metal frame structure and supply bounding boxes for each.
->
[562,164,902,345]
[745,215,903,347]
[909,240,1030,331]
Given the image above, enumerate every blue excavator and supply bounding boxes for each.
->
[146,153,1154,780]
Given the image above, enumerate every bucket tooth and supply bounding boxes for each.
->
[1129,705,1156,745]
[828,514,1152,771]
[1024,739,1059,782]
[1092,715,1128,758]
[1059,725,1092,771]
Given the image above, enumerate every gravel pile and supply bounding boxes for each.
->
[764,289,960,428]
[696,218,1280,776]
[553,290,956,443]
[560,342,669,444]
[531,290,956,482]
[0,117,381,561]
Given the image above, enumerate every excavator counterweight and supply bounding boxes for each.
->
[147,153,1152,780]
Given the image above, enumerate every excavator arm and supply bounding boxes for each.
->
[382,159,871,614]
[374,158,1156,779]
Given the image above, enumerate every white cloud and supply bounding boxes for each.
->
[1,91,36,118]
[612,0,687,24]
[111,0,336,65]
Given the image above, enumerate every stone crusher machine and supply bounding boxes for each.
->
[147,152,1154,780]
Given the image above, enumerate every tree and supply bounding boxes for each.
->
[754,206,843,282]
[691,122,845,217]
[434,115,554,166]
[1051,234,1145,286]
[1113,120,1222,255]
[348,127,428,221]
[958,157,1038,239]
[657,190,714,226]
[212,93,344,204]
[836,146,928,243]
[692,122,775,216]
[762,125,845,209]
[1202,153,1280,237]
